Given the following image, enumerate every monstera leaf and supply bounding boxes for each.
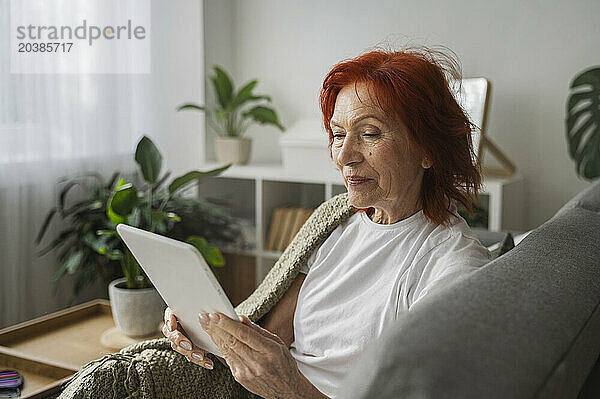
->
[566,67,600,180]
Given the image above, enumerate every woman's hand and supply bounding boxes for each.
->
[162,307,217,370]
[199,312,327,399]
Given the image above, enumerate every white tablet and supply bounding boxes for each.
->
[116,223,237,357]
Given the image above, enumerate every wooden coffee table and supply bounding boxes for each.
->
[0,299,162,398]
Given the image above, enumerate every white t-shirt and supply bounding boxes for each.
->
[290,206,491,398]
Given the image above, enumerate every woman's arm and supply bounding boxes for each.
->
[256,272,332,398]
[257,273,331,398]
[258,272,306,347]
[164,272,307,368]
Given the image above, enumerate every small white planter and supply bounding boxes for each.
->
[108,277,166,338]
[215,137,252,165]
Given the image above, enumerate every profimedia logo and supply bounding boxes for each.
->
[16,19,147,46]
[10,0,151,74]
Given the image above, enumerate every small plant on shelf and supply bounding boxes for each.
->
[177,65,285,165]
[177,65,284,137]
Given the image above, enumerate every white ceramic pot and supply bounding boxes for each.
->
[108,277,166,338]
[215,137,252,165]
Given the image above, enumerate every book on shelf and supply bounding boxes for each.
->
[266,207,284,251]
[275,206,296,251]
[267,206,315,252]
[289,208,306,245]
[284,208,313,249]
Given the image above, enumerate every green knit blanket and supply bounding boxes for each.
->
[58,192,355,399]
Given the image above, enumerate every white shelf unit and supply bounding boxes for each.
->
[196,162,524,285]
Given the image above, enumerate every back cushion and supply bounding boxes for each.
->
[338,207,600,399]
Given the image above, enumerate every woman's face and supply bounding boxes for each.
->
[330,81,429,222]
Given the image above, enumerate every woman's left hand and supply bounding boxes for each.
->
[199,312,317,399]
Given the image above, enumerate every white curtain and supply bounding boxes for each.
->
[0,0,205,328]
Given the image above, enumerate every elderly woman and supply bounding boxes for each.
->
[161,47,490,399]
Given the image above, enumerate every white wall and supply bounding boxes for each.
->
[204,0,599,229]
[202,0,234,163]
[145,0,205,175]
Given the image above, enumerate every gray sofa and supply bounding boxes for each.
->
[340,180,600,399]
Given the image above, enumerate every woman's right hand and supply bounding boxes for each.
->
[162,307,214,369]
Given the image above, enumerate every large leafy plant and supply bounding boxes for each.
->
[177,65,285,137]
[35,172,123,301]
[37,136,238,301]
[566,67,600,180]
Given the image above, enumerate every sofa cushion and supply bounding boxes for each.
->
[338,206,600,399]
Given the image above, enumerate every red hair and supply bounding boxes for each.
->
[319,46,482,226]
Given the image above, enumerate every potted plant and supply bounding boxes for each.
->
[566,66,600,180]
[37,135,239,337]
[177,65,285,165]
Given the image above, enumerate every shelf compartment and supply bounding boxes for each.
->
[261,180,325,247]
[216,253,257,307]
[331,184,347,197]
[198,176,256,223]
